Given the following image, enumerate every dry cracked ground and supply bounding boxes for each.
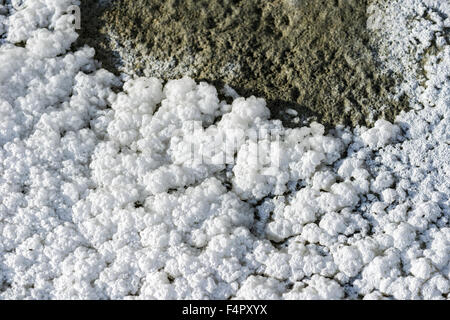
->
[77,0,410,128]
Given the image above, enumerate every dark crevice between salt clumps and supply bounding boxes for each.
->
[77,0,410,129]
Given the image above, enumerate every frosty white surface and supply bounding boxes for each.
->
[0,0,448,299]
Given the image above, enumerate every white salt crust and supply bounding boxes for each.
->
[0,0,448,299]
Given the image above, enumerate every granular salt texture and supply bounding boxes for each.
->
[367,0,450,106]
[0,0,448,299]
[0,0,118,299]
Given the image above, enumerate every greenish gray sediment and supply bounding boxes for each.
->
[77,0,409,128]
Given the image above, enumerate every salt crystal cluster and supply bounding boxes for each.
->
[0,0,448,299]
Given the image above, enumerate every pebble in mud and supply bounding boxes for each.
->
[77,0,410,128]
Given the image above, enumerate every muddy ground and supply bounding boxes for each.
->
[77,0,409,128]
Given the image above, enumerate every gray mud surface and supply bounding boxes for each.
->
[78,0,409,128]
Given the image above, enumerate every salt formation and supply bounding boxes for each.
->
[0,0,448,299]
